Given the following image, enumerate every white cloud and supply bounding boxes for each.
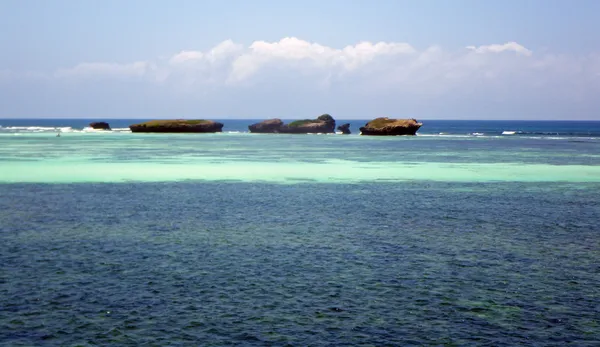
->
[228,37,416,82]
[5,38,600,119]
[19,38,600,109]
[53,39,541,86]
[169,39,243,66]
[205,39,244,64]
[466,42,532,56]
[170,40,243,65]
[170,51,204,64]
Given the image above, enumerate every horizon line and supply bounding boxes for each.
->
[1,117,600,122]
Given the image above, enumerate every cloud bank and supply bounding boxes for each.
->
[466,42,532,56]
[2,37,600,119]
[51,37,598,92]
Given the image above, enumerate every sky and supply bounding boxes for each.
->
[1,0,599,119]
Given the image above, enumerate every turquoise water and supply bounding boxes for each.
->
[1,120,599,345]
[1,123,600,183]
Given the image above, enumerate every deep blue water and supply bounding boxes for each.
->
[1,119,599,346]
[1,183,599,346]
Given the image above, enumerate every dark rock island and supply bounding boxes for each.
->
[337,123,351,134]
[248,118,284,133]
[359,118,422,136]
[249,114,336,134]
[89,122,111,130]
[129,119,223,133]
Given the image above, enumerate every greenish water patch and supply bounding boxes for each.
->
[1,133,599,183]
[2,161,600,183]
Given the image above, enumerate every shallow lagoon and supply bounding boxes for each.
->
[1,130,600,184]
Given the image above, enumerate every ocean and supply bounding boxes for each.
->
[1,119,599,345]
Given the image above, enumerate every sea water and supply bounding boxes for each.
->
[1,119,599,345]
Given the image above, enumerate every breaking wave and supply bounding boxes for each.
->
[3,126,75,132]
[501,130,600,137]
[0,126,131,133]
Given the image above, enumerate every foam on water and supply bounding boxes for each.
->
[3,126,75,132]
[0,126,132,134]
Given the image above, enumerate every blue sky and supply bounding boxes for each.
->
[1,0,599,119]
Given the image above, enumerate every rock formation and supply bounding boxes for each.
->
[359,118,422,136]
[89,122,111,130]
[249,114,336,134]
[248,118,284,133]
[129,119,223,133]
[337,123,351,134]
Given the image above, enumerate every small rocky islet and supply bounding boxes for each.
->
[106,115,422,135]
[359,118,422,136]
[248,114,336,134]
[129,119,224,133]
[337,123,351,135]
[89,122,111,130]
[247,115,421,135]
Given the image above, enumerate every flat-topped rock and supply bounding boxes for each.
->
[281,114,336,134]
[89,122,111,130]
[359,118,422,136]
[248,114,336,134]
[248,118,284,133]
[129,119,223,133]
